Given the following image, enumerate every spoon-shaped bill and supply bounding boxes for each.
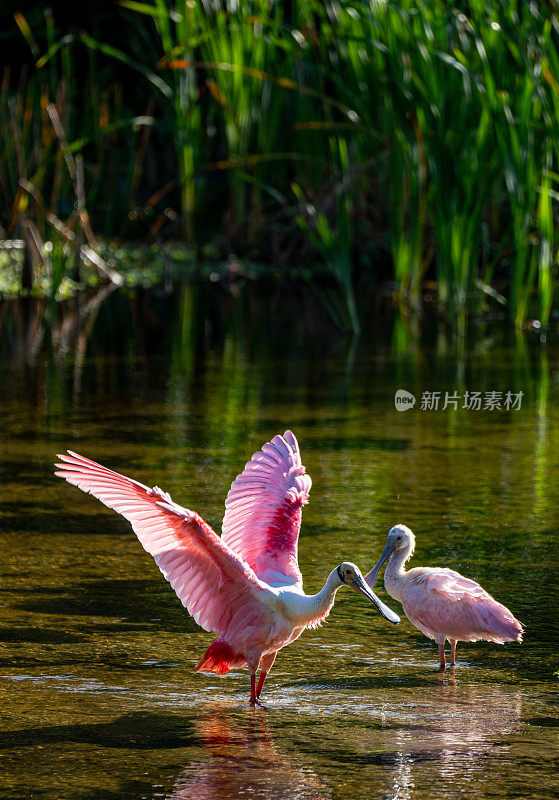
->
[364,540,396,589]
[350,572,400,624]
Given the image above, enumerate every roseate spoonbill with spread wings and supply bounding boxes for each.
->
[365,524,523,670]
[55,431,400,704]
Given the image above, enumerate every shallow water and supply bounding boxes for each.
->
[1,285,558,800]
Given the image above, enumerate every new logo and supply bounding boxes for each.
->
[394,390,416,412]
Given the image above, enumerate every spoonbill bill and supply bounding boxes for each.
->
[55,431,400,704]
[366,524,523,670]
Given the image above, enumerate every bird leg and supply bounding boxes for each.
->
[450,640,457,666]
[255,670,268,700]
[256,652,277,700]
[249,673,260,706]
[438,642,446,671]
[249,671,266,707]
[247,652,268,707]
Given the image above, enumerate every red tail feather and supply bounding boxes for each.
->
[195,639,247,675]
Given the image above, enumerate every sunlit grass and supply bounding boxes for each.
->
[1,1,558,331]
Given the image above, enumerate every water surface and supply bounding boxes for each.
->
[1,285,558,800]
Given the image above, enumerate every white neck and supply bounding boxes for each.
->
[283,569,341,627]
[384,545,413,602]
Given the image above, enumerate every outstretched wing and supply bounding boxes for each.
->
[55,452,273,643]
[221,430,311,586]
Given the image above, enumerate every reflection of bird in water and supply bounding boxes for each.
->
[366,525,523,669]
[165,706,332,800]
[384,683,523,799]
[56,431,398,704]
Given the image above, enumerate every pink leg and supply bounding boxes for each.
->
[250,673,257,705]
[450,640,457,666]
[255,670,268,699]
[438,642,446,671]
[247,653,261,706]
[249,675,265,708]
[256,652,277,700]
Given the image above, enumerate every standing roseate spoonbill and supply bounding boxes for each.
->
[365,524,523,670]
[55,431,400,705]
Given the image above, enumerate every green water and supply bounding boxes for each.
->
[1,286,558,800]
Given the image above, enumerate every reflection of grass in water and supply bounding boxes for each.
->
[0,320,557,800]
[533,350,550,517]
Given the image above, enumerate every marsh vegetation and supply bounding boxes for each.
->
[1,1,558,334]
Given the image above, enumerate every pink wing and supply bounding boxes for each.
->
[54,452,273,643]
[402,568,523,643]
[221,431,311,585]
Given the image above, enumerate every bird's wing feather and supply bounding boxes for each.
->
[221,431,311,585]
[402,568,523,643]
[55,451,273,641]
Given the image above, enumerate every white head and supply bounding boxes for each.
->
[385,524,415,555]
[365,524,416,587]
[336,561,361,586]
[334,561,400,624]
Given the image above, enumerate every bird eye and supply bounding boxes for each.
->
[345,569,352,577]
[396,536,402,541]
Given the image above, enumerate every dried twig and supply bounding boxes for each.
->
[18,177,122,285]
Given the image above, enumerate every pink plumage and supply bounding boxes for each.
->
[54,451,271,646]
[366,524,523,670]
[401,568,523,644]
[222,430,311,586]
[55,432,392,703]
[195,640,247,675]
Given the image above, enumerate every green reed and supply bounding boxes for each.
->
[1,1,557,330]
[292,171,360,335]
[1,10,152,294]
[118,0,202,243]
[197,2,283,226]
[323,0,557,329]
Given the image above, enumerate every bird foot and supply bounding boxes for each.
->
[249,698,267,709]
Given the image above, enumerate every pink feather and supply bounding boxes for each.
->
[54,433,359,699]
[367,524,523,670]
[54,451,273,652]
[221,430,311,585]
[401,568,524,644]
